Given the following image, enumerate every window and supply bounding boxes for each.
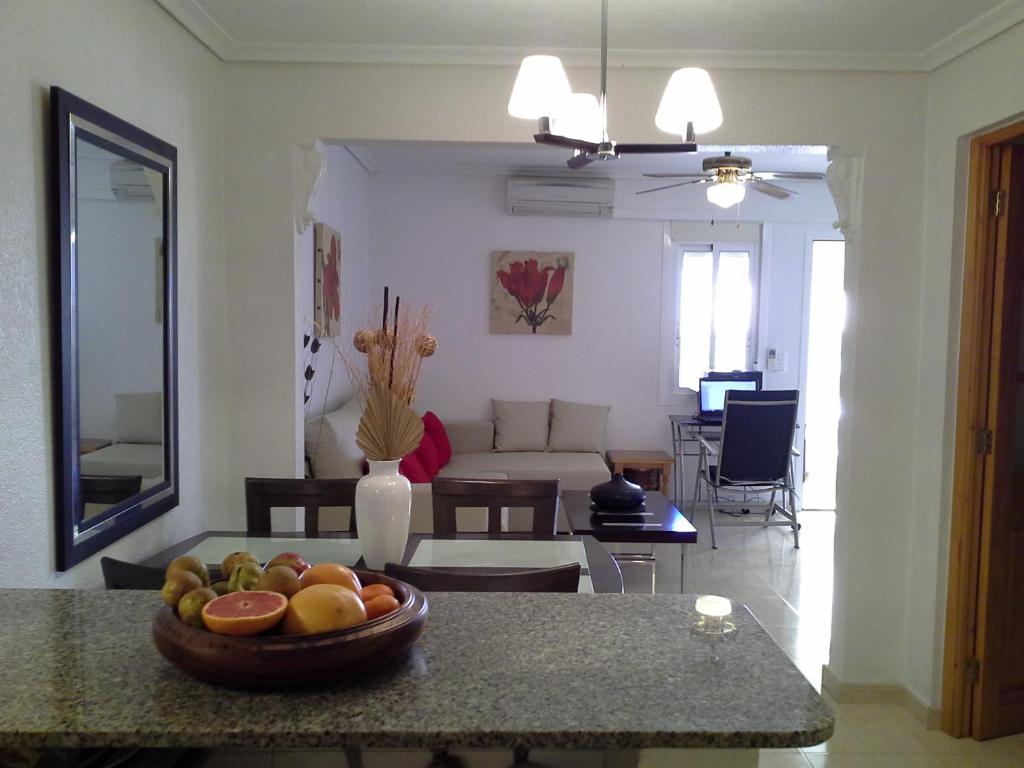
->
[670,243,760,392]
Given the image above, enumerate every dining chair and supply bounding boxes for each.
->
[384,562,581,592]
[81,474,143,505]
[100,556,167,590]
[692,389,801,549]
[431,478,560,535]
[244,477,358,536]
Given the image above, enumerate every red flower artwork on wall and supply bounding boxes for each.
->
[314,222,342,337]
[491,251,574,335]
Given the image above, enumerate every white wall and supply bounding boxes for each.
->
[0,0,226,586]
[221,61,928,703]
[296,143,373,427]
[906,21,1024,709]
[77,196,164,439]
[365,170,829,467]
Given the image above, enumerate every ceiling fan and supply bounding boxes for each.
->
[508,0,722,170]
[636,151,826,208]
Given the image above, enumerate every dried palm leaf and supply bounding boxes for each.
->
[355,384,424,460]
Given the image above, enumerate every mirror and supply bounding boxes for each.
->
[52,87,178,570]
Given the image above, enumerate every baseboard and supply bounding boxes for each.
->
[820,665,942,729]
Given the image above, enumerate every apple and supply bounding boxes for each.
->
[266,551,311,577]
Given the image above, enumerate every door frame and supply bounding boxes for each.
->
[942,118,1024,737]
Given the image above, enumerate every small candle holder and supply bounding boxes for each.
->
[694,594,737,635]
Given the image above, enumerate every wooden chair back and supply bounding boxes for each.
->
[81,474,142,504]
[100,556,166,590]
[244,477,358,536]
[431,478,560,535]
[384,562,581,592]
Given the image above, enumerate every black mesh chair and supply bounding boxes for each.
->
[692,389,801,548]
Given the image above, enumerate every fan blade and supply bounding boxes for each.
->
[533,131,600,154]
[642,172,708,179]
[566,152,595,170]
[754,171,825,180]
[636,180,707,195]
[615,141,698,155]
[749,180,795,199]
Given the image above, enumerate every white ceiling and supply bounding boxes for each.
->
[335,141,837,222]
[158,0,1024,71]
[340,141,830,180]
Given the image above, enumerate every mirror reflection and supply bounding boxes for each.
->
[74,136,166,523]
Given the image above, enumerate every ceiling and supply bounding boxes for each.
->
[340,142,830,180]
[335,141,837,221]
[157,0,1024,71]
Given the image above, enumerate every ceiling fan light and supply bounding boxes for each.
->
[655,67,723,136]
[508,55,573,120]
[552,93,603,143]
[706,180,746,208]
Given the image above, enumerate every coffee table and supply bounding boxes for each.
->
[561,490,697,593]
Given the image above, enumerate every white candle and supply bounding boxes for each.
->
[695,594,732,618]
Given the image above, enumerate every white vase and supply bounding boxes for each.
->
[355,459,412,570]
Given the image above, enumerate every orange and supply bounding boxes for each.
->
[200,591,288,636]
[282,583,367,635]
[364,594,400,621]
[298,563,362,593]
[359,584,395,602]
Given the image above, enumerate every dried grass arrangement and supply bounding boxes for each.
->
[347,288,437,461]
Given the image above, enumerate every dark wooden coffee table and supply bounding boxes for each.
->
[561,490,697,592]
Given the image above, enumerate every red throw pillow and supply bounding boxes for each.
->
[422,411,452,467]
[415,432,441,478]
[398,452,430,483]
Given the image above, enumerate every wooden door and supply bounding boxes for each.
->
[973,143,1024,739]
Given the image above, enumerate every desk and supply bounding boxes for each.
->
[669,414,722,507]
[144,531,624,594]
[0,589,833,754]
[561,490,697,592]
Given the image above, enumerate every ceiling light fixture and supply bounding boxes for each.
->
[508,0,723,169]
[705,178,747,209]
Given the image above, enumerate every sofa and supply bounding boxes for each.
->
[306,397,611,533]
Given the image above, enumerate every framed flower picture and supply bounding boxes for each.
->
[314,222,342,337]
[490,251,574,335]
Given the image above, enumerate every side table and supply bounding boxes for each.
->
[606,449,673,494]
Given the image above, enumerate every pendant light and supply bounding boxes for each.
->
[508,0,723,168]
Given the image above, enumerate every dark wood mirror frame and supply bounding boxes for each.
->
[52,87,179,570]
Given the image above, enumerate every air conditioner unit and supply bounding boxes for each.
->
[506,176,614,218]
[110,159,156,200]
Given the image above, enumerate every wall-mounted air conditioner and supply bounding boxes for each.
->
[506,176,614,218]
[110,159,156,200]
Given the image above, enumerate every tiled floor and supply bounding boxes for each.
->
[616,509,1024,766]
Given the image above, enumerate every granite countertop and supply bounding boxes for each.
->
[0,589,833,750]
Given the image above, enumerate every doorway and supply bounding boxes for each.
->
[943,121,1024,739]
[802,239,846,511]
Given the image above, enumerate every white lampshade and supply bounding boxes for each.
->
[552,92,603,143]
[655,67,723,136]
[706,180,746,208]
[508,55,573,120]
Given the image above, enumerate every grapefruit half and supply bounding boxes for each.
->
[201,590,288,636]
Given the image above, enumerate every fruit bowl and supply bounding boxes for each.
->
[152,571,428,688]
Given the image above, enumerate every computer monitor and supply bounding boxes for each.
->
[705,370,764,389]
[698,375,761,420]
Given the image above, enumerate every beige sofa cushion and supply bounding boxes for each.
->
[548,398,610,453]
[440,451,609,491]
[306,397,364,478]
[492,399,550,451]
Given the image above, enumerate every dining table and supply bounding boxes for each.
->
[142,530,625,593]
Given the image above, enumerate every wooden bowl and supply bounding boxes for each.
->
[152,571,428,688]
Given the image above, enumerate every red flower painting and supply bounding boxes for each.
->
[493,252,573,334]
[315,223,342,337]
